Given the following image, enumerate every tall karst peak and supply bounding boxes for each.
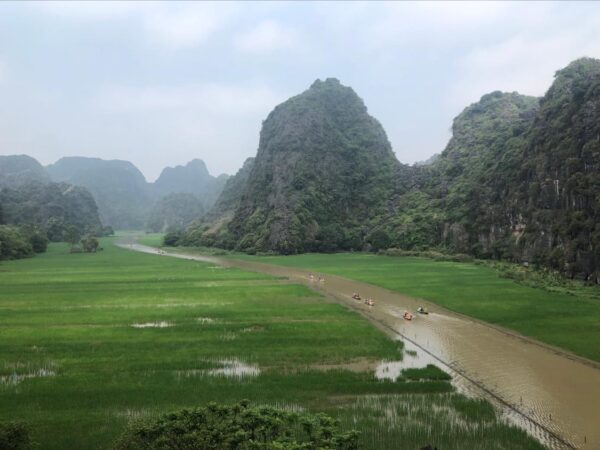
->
[225,78,400,254]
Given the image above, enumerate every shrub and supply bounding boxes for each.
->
[163,231,183,247]
[113,400,358,450]
[0,225,34,260]
[0,421,34,450]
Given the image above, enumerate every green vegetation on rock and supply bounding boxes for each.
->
[146,193,205,233]
[186,58,600,282]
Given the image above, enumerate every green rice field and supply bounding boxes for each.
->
[0,238,542,449]
[230,252,600,362]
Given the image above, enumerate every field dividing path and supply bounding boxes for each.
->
[119,239,600,450]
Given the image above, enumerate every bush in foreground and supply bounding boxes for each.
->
[113,400,358,450]
[0,421,34,450]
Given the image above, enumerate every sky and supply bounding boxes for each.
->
[0,1,599,181]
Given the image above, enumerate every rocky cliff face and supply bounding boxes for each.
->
[0,181,104,241]
[226,78,400,253]
[514,58,600,279]
[203,157,255,224]
[204,60,599,279]
[47,157,151,229]
[416,58,600,280]
[0,155,49,187]
[46,156,228,230]
[152,159,229,208]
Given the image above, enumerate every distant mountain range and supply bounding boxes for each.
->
[185,57,600,282]
[0,155,230,230]
[2,57,598,280]
[0,155,105,242]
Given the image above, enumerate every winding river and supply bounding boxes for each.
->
[119,239,600,449]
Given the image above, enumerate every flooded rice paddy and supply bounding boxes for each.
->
[174,358,260,379]
[1,361,58,387]
[130,321,173,328]
[122,241,600,449]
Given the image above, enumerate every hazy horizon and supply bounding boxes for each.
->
[1,1,599,181]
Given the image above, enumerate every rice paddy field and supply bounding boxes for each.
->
[229,252,600,362]
[0,238,543,449]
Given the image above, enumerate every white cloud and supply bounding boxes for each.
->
[96,82,287,116]
[233,20,298,55]
[143,3,236,49]
[360,1,510,49]
[27,1,142,20]
[28,1,236,49]
[448,20,600,108]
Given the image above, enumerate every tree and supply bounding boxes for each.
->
[367,229,391,252]
[113,400,358,450]
[163,230,182,246]
[81,235,99,253]
[29,230,48,253]
[0,225,34,260]
[65,225,81,252]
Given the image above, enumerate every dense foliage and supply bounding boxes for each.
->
[188,58,600,281]
[0,225,47,260]
[0,421,33,450]
[0,181,106,242]
[113,401,358,450]
[182,157,255,248]
[389,58,600,281]
[201,78,400,254]
[146,193,205,232]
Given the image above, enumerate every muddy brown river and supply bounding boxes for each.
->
[120,240,600,449]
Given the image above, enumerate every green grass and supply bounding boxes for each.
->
[0,240,542,449]
[228,252,600,361]
[135,232,164,247]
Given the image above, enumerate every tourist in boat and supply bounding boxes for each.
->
[403,311,413,320]
[417,306,428,314]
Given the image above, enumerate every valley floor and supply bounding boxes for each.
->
[226,252,600,363]
[0,238,541,449]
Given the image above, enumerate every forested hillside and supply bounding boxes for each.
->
[0,155,49,187]
[146,193,205,233]
[0,181,105,241]
[46,157,227,229]
[409,57,599,281]
[222,78,400,253]
[185,58,600,281]
[47,157,152,229]
[153,159,229,208]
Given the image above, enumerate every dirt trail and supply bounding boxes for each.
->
[119,239,600,449]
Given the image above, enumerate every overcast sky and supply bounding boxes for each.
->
[0,1,599,181]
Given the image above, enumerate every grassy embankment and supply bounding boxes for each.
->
[0,238,542,449]
[226,252,600,362]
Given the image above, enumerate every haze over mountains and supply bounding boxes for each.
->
[0,156,229,230]
[1,57,598,280]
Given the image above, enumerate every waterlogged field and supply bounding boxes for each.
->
[0,240,542,449]
[231,252,600,362]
